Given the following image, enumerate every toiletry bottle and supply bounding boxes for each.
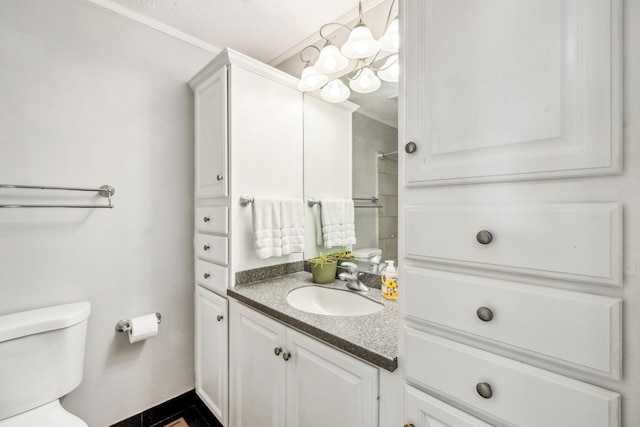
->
[381,260,398,300]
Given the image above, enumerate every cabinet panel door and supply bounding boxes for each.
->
[405,203,622,286]
[196,206,228,234]
[229,300,286,427]
[195,66,228,198]
[404,329,620,427]
[404,0,621,186]
[195,260,228,296]
[405,385,492,427]
[285,328,378,427]
[195,286,228,426]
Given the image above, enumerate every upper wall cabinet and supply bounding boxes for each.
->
[194,66,228,198]
[404,0,622,186]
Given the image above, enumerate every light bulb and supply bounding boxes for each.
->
[297,65,328,92]
[379,19,399,52]
[315,44,349,74]
[341,24,380,59]
[321,79,350,103]
[349,67,381,93]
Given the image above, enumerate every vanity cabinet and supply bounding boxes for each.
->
[399,0,627,425]
[195,286,229,426]
[229,300,379,427]
[190,48,306,426]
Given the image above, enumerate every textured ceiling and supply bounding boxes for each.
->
[103,0,388,65]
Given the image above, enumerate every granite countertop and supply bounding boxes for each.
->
[227,271,398,372]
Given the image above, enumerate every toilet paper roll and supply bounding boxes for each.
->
[128,313,159,343]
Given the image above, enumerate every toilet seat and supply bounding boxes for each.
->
[0,400,87,427]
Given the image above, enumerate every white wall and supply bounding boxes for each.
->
[0,1,213,426]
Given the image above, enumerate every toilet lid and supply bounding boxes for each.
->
[352,247,382,259]
[0,401,87,427]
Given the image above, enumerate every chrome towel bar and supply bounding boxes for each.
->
[239,195,254,207]
[0,184,115,209]
[307,197,383,209]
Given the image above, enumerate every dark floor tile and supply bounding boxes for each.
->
[110,413,142,427]
[193,395,223,427]
[143,391,196,426]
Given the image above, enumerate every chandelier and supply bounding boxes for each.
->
[297,0,399,103]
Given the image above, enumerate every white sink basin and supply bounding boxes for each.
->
[286,286,383,316]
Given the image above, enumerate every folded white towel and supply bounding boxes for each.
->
[280,198,305,255]
[320,199,356,249]
[252,198,282,259]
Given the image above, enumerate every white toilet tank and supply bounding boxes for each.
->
[0,302,91,421]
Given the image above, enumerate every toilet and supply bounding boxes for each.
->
[352,247,382,271]
[0,302,91,426]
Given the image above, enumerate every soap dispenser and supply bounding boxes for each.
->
[381,260,398,300]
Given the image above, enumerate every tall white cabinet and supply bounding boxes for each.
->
[399,0,633,426]
[189,49,305,427]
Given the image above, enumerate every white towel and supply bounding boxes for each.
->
[280,198,305,255]
[252,198,282,259]
[320,199,356,249]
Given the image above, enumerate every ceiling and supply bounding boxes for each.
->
[99,0,398,128]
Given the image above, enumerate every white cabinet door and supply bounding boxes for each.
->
[404,0,622,186]
[285,328,378,427]
[405,385,492,427]
[195,285,228,426]
[230,300,286,427]
[194,66,228,198]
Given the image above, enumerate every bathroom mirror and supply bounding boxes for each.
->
[303,70,398,274]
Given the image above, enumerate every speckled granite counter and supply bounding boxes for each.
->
[227,271,398,372]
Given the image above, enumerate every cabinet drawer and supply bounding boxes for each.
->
[195,234,228,265]
[404,329,620,427]
[196,260,228,295]
[196,206,228,234]
[405,384,492,427]
[405,203,622,286]
[405,268,621,379]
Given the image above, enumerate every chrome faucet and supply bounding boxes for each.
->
[338,262,370,292]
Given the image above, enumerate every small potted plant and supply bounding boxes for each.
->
[332,248,355,266]
[308,252,338,284]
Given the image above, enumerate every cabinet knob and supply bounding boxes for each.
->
[476,382,493,399]
[476,307,494,322]
[203,245,210,251]
[203,216,210,223]
[282,352,292,361]
[405,141,417,154]
[204,273,210,279]
[217,315,224,322]
[476,230,493,245]
[274,347,282,356]
[216,174,224,181]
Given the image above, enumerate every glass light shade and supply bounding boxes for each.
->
[321,79,351,103]
[349,67,381,93]
[378,19,399,52]
[377,55,399,82]
[297,65,329,92]
[315,44,349,74]
[341,24,380,59]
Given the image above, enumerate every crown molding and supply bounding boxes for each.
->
[85,0,221,54]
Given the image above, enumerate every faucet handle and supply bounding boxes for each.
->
[341,262,359,274]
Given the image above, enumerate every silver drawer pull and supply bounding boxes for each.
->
[217,315,224,322]
[204,273,210,279]
[216,174,224,181]
[476,307,494,322]
[274,347,282,356]
[476,230,493,245]
[404,425,415,427]
[203,217,210,223]
[283,352,292,361]
[203,245,210,251]
[476,382,493,399]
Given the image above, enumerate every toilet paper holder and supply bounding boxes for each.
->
[115,312,162,333]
